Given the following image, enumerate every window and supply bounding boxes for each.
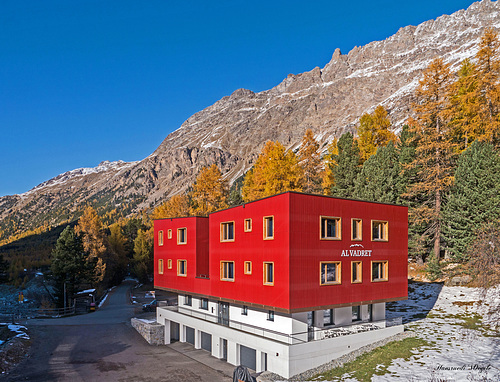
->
[352,306,361,321]
[241,306,248,316]
[221,261,235,281]
[351,261,362,283]
[184,295,192,306]
[177,260,187,276]
[320,216,341,240]
[158,259,164,274]
[177,228,187,244]
[168,259,172,269]
[158,231,164,246]
[263,262,274,285]
[244,218,252,232]
[263,216,274,239]
[372,261,388,282]
[200,298,208,310]
[267,310,275,321]
[221,221,235,242]
[324,309,334,326]
[320,262,341,285]
[244,261,252,275]
[351,219,362,241]
[371,220,388,241]
[168,229,172,239]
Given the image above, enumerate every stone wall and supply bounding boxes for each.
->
[131,318,164,345]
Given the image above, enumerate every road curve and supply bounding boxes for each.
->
[4,281,232,382]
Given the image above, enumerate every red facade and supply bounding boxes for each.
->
[154,192,408,313]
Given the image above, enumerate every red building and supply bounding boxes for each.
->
[154,192,408,377]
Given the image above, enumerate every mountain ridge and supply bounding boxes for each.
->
[1,0,499,242]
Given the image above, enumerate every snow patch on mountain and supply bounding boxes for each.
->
[21,160,138,197]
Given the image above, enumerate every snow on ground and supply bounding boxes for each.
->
[0,323,29,343]
[377,282,500,382]
[6,325,29,340]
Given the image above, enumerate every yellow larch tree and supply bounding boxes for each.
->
[297,129,322,194]
[242,141,303,202]
[75,206,106,282]
[406,58,456,261]
[447,58,479,151]
[356,105,397,162]
[321,138,338,195]
[189,164,229,216]
[474,27,500,145]
[151,194,191,220]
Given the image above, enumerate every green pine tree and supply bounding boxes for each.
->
[353,141,400,204]
[330,132,361,198]
[442,141,500,262]
[51,226,96,307]
[397,125,427,263]
[228,174,245,207]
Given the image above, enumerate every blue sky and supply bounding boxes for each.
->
[0,0,476,196]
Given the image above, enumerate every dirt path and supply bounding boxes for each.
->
[2,281,232,382]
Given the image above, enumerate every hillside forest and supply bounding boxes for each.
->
[0,28,499,303]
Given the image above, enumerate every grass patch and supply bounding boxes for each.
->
[313,337,432,381]
[458,313,482,330]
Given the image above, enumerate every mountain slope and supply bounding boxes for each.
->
[1,0,499,242]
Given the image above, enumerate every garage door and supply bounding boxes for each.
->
[186,327,195,345]
[170,322,180,342]
[240,345,256,371]
[201,332,212,352]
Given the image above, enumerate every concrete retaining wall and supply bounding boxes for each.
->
[131,318,165,345]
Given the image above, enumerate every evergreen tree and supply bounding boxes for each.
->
[397,125,428,263]
[133,228,153,283]
[297,129,322,194]
[75,206,106,282]
[330,132,361,198]
[467,221,500,290]
[51,226,95,307]
[443,141,500,262]
[151,194,191,220]
[396,125,418,202]
[228,174,245,207]
[189,164,229,216]
[106,223,128,285]
[353,141,400,204]
[356,106,397,162]
[242,141,303,202]
[406,58,456,261]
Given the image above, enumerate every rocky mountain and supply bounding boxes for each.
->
[1,0,499,242]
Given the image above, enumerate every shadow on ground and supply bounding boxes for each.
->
[386,280,443,323]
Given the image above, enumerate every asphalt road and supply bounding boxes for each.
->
[3,281,232,382]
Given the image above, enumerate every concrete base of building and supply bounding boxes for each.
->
[157,306,403,379]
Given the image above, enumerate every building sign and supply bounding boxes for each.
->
[341,244,372,257]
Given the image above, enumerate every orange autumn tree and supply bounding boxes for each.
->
[321,138,338,195]
[297,129,322,194]
[448,28,500,150]
[242,141,303,202]
[474,27,500,145]
[356,105,397,162]
[75,206,106,282]
[406,58,456,261]
[151,194,191,220]
[190,164,229,216]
